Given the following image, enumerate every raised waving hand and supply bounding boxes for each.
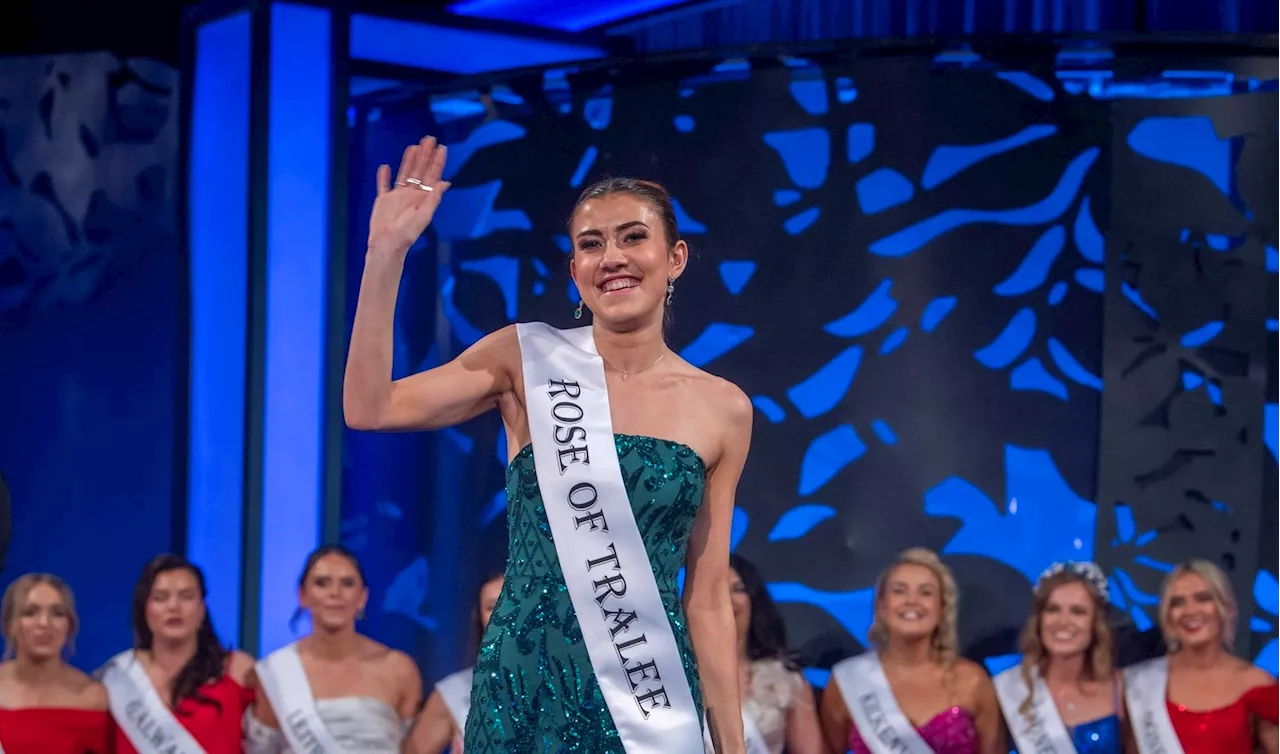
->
[368,135,450,257]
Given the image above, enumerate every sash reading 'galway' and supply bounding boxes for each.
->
[101,650,208,754]
[1124,658,1185,754]
[517,323,703,753]
[436,667,473,732]
[257,643,345,754]
[993,666,1077,754]
[832,653,936,754]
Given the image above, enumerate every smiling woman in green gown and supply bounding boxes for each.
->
[343,136,753,754]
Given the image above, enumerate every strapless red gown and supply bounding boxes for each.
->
[0,707,114,753]
[113,675,254,754]
[1167,683,1279,754]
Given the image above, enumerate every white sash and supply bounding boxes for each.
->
[993,666,1077,754]
[832,653,936,754]
[1124,658,1185,754]
[257,643,346,753]
[517,323,703,753]
[436,666,473,731]
[101,650,208,754]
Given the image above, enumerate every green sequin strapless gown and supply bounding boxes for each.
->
[463,434,707,753]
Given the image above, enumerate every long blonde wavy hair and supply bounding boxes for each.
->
[1158,559,1237,653]
[1017,569,1113,718]
[867,547,960,668]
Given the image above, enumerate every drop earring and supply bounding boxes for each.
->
[666,278,675,306]
[574,300,584,320]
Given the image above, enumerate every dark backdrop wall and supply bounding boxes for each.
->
[341,42,1278,686]
[0,52,180,670]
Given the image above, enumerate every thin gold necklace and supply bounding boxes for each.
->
[602,352,667,380]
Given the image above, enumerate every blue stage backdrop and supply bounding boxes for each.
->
[341,45,1278,686]
[0,52,181,671]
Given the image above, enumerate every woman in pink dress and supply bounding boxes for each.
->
[819,548,1004,754]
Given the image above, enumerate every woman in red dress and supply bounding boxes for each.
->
[0,573,112,753]
[107,554,255,754]
[1125,559,1277,754]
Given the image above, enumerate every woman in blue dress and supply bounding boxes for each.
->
[993,562,1131,754]
[344,136,751,753]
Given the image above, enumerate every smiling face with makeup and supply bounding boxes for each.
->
[569,182,687,333]
[1165,571,1227,652]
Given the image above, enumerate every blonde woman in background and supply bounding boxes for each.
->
[819,548,1003,754]
[993,561,1130,754]
[0,573,113,753]
[1124,560,1276,754]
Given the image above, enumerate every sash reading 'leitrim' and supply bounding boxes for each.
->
[517,323,703,753]
[101,650,208,754]
[832,653,937,754]
[257,643,345,754]
[993,666,1077,754]
[1124,658,1185,754]
[436,666,473,732]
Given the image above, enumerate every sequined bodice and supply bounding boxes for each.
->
[1166,684,1280,754]
[463,434,707,753]
[849,707,979,754]
[1070,714,1121,754]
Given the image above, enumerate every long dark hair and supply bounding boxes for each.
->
[730,554,795,667]
[131,554,227,714]
[470,570,505,653]
[290,544,367,633]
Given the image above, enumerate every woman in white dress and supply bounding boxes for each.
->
[246,545,423,753]
[728,554,824,754]
[408,572,504,754]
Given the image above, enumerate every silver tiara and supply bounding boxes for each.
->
[1036,560,1110,603]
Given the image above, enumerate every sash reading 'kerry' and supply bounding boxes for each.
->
[993,665,1077,754]
[517,323,703,753]
[1124,658,1185,754]
[101,650,208,754]
[257,643,345,753]
[832,653,937,754]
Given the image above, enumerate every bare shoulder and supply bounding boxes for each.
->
[952,658,995,693]
[226,650,257,686]
[363,637,420,680]
[1237,659,1276,689]
[63,666,109,710]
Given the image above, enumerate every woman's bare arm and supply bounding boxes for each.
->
[818,678,852,754]
[683,383,753,753]
[786,677,831,754]
[406,689,457,754]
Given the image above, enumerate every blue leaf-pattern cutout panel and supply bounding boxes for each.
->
[920,297,957,332]
[431,180,531,242]
[443,120,527,180]
[459,256,520,320]
[671,197,708,233]
[752,396,786,423]
[1127,116,1232,197]
[871,148,1099,257]
[1265,404,1277,463]
[768,504,837,542]
[1048,338,1103,390]
[921,124,1058,190]
[994,225,1066,296]
[719,261,756,295]
[769,582,874,647]
[441,275,486,347]
[847,124,874,163]
[763,128,830,189]
[382,556,438,631]
[1180,321,1224,348]
[925,445,1096,583]
[1253,571,1278,674]
[1073,196,1104,262]
[857,168,915,214]
[731,507,749,551]
[785,207,820,234]
[975,308,1036,369]
[996,71,1055,101]
[825,279,897,337]
[679,323,753,366]
[799,425,866,495]
[570,145,597,188]
[1011,358,1068,401]
[787,346,862,419]
[984,654,1023,675]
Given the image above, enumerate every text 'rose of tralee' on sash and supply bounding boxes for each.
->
[101,650,208,754]
[518,323,703,753]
